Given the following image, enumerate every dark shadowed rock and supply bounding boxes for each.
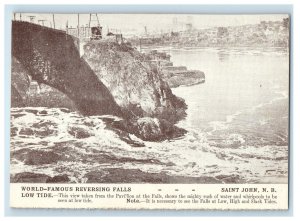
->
[12,21,123,117]
[11,85,25,107]
[133,117,186,141]
[24,109,39,115]
[12,149,62,165]
[18,120,57,137]
[11,172,51,183]
[25,83,77,110]
[11,56,76,109]
[85,168,222,183]
[68,126,92,139]
[11,173,71,183]
[60,108,72,113]
[38,110,48,115]
[166,70,205,88]
[19,128,35,136]
[102,117,185,143]
[215,174,245,183]
[46,174,70,183]
[11,57,30,107]
[83,41,187,124]
[10,127,19,137]
[11,113,27,119]
[135,117,162,141]
[12,56,77,109]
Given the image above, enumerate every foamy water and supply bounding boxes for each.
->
[10,47,289,183]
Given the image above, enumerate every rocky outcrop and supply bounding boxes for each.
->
[11,85,25,107]
[11,169,227,183]
[83,42,187,125]
[12,57,76,109]
[145,50,205,88]
[81,168,223,183]
[12,21,123,117]
[10,172,71,183]
[162,69,205,88]
[134,117,186,141]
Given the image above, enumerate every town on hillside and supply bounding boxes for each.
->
[129,17,290,48]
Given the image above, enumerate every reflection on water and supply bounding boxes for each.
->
[10,47,289,184]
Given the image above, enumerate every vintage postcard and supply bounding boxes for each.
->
[10,13,289,210]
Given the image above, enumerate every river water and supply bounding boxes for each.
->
[10,47,289,184]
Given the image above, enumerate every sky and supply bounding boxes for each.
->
[14,13,288,35]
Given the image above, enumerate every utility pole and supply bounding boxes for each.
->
[89,14,91,28]
[28,16,36,23]
[38,20,46,26]
[52,14,55,29]
[19,13,22,21]
[77,14,80,38]
[65,21,69,39]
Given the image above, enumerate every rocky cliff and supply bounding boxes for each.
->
[143,50,205,88]
[11,57,76,109]
[12,21,122,117]
[83,42,187,125]
[11,21,187,142]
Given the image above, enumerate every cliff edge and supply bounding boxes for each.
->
[12,21,122,117]
[82,41,187,141]
[83,41,187,125]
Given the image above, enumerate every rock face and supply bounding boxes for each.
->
[83,42,187,125]
[11,85,25,107]
[12,21,123,117]
[134,117,186,141]
[162,69,205,88]
[26,83,76,109]
[12,57,76,109]
[144,50,205,88]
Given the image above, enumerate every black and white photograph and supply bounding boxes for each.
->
[10,13,289,184]
[10,13,289,187]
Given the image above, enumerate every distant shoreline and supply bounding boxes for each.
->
[138,45,289,52]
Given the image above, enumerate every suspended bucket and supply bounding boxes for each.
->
[90,26,102,40]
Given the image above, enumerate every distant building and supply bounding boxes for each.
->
[185,23,193,32]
